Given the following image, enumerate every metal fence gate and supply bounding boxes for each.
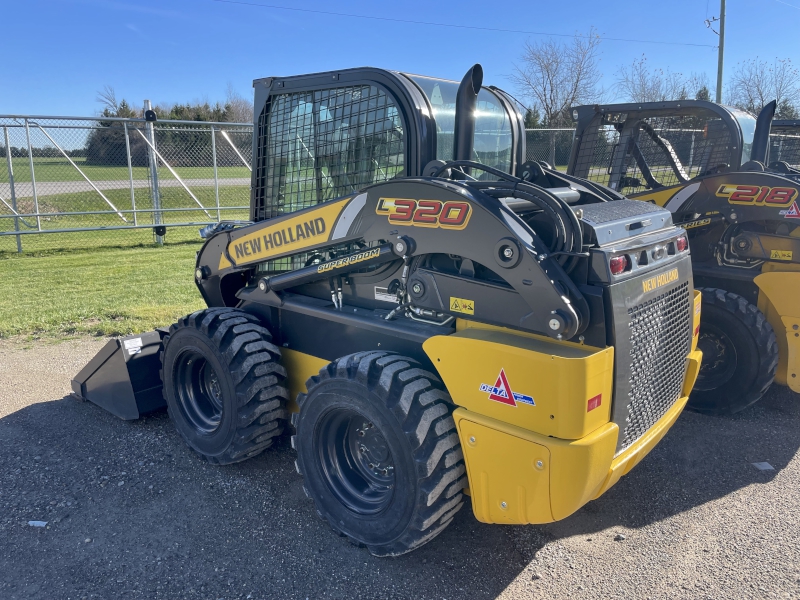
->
[0,115,575,255]
[0,114,253,253]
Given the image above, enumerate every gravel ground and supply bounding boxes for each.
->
[1,336,799,600]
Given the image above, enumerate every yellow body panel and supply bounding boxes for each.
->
[423,328,614,440]
[592,395,689,500]
[682,350,703,398]
[456,413,555,524]
[630,184,686,207]
[692,290,702,352]
[454,391,692,525]
[755,267,800,391]
[279,348,329,412]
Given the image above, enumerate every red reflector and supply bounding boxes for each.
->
[694,325,700,336]
[676,236,688,252]
[587,394,602,412]
[609,255,628,275]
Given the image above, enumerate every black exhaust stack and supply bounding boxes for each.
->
[751,99,777,165]
[452,64,483,168]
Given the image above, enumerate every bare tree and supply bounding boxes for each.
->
[96,85,119,114]
[225,83,254,123]
[616,56,709,103]
[727,57,800,117]
[96,85,139,118]
[511,29,602,128]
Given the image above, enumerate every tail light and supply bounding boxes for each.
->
[676,235,688,252]
[609,255,629,275]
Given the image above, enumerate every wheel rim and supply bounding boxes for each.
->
[695,323,738,390]
[173,348,224,434]
[315,408,395,516]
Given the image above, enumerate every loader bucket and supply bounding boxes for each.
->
[71,330,168,420]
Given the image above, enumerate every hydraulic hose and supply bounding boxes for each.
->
[430,160,585,272]
[470,180,585,272]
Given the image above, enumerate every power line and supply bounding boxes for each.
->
[213,0,718,49]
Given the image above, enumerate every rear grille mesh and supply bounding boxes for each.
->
[622,282,691,451]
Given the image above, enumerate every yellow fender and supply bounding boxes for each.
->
[755,270,800,392]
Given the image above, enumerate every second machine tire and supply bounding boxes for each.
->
[689,288,779,415]
[291,352,467,557]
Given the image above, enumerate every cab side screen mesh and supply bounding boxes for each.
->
[252,85,405,221]
[573,113,734,194]
[770,127,800,169]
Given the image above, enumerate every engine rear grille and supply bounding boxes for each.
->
[621,282,691,451]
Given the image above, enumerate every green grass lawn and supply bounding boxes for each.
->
[0,184,250,254]
[0,243,205,338]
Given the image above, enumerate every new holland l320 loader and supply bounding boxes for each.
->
[568,99,800,415]
[73,65,702,556]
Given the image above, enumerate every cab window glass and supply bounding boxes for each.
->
[407,75,513,174]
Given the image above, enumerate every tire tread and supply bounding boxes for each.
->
[292,351,466,556]
[161,308,288,464]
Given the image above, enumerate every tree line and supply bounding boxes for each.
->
[0,146,84,159]
[513,29,800,128]
[83,85,253,167]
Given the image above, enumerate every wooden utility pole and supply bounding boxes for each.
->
[715,0,726,103]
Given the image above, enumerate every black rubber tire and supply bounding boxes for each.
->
[161,308,289,464]
[291,352,467,557]
[689,288,779,415]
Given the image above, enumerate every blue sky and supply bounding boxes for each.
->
[2,0,799,116]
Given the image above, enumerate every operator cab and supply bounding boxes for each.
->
[250,67,526,222]
[568,100,758,194]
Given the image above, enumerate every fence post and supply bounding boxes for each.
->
[3,126,22,252]
[123,121,137,226]
[210,125,221,222]
[24,118,41,231]
[144,99,163,245]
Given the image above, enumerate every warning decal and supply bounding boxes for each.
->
[770,250,793,261]
[479,369,535,407]
[123,337,143,356]
[449,297,475,315]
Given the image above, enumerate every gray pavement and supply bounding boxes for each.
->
[1,336,799,599]
[0,178,251,201]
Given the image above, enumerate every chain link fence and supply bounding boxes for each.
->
[0,115,253,254]
[0,117,576,255]
[524,128,575,168]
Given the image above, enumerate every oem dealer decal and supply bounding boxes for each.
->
[779,201,800,219]
[479,369,535,407]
